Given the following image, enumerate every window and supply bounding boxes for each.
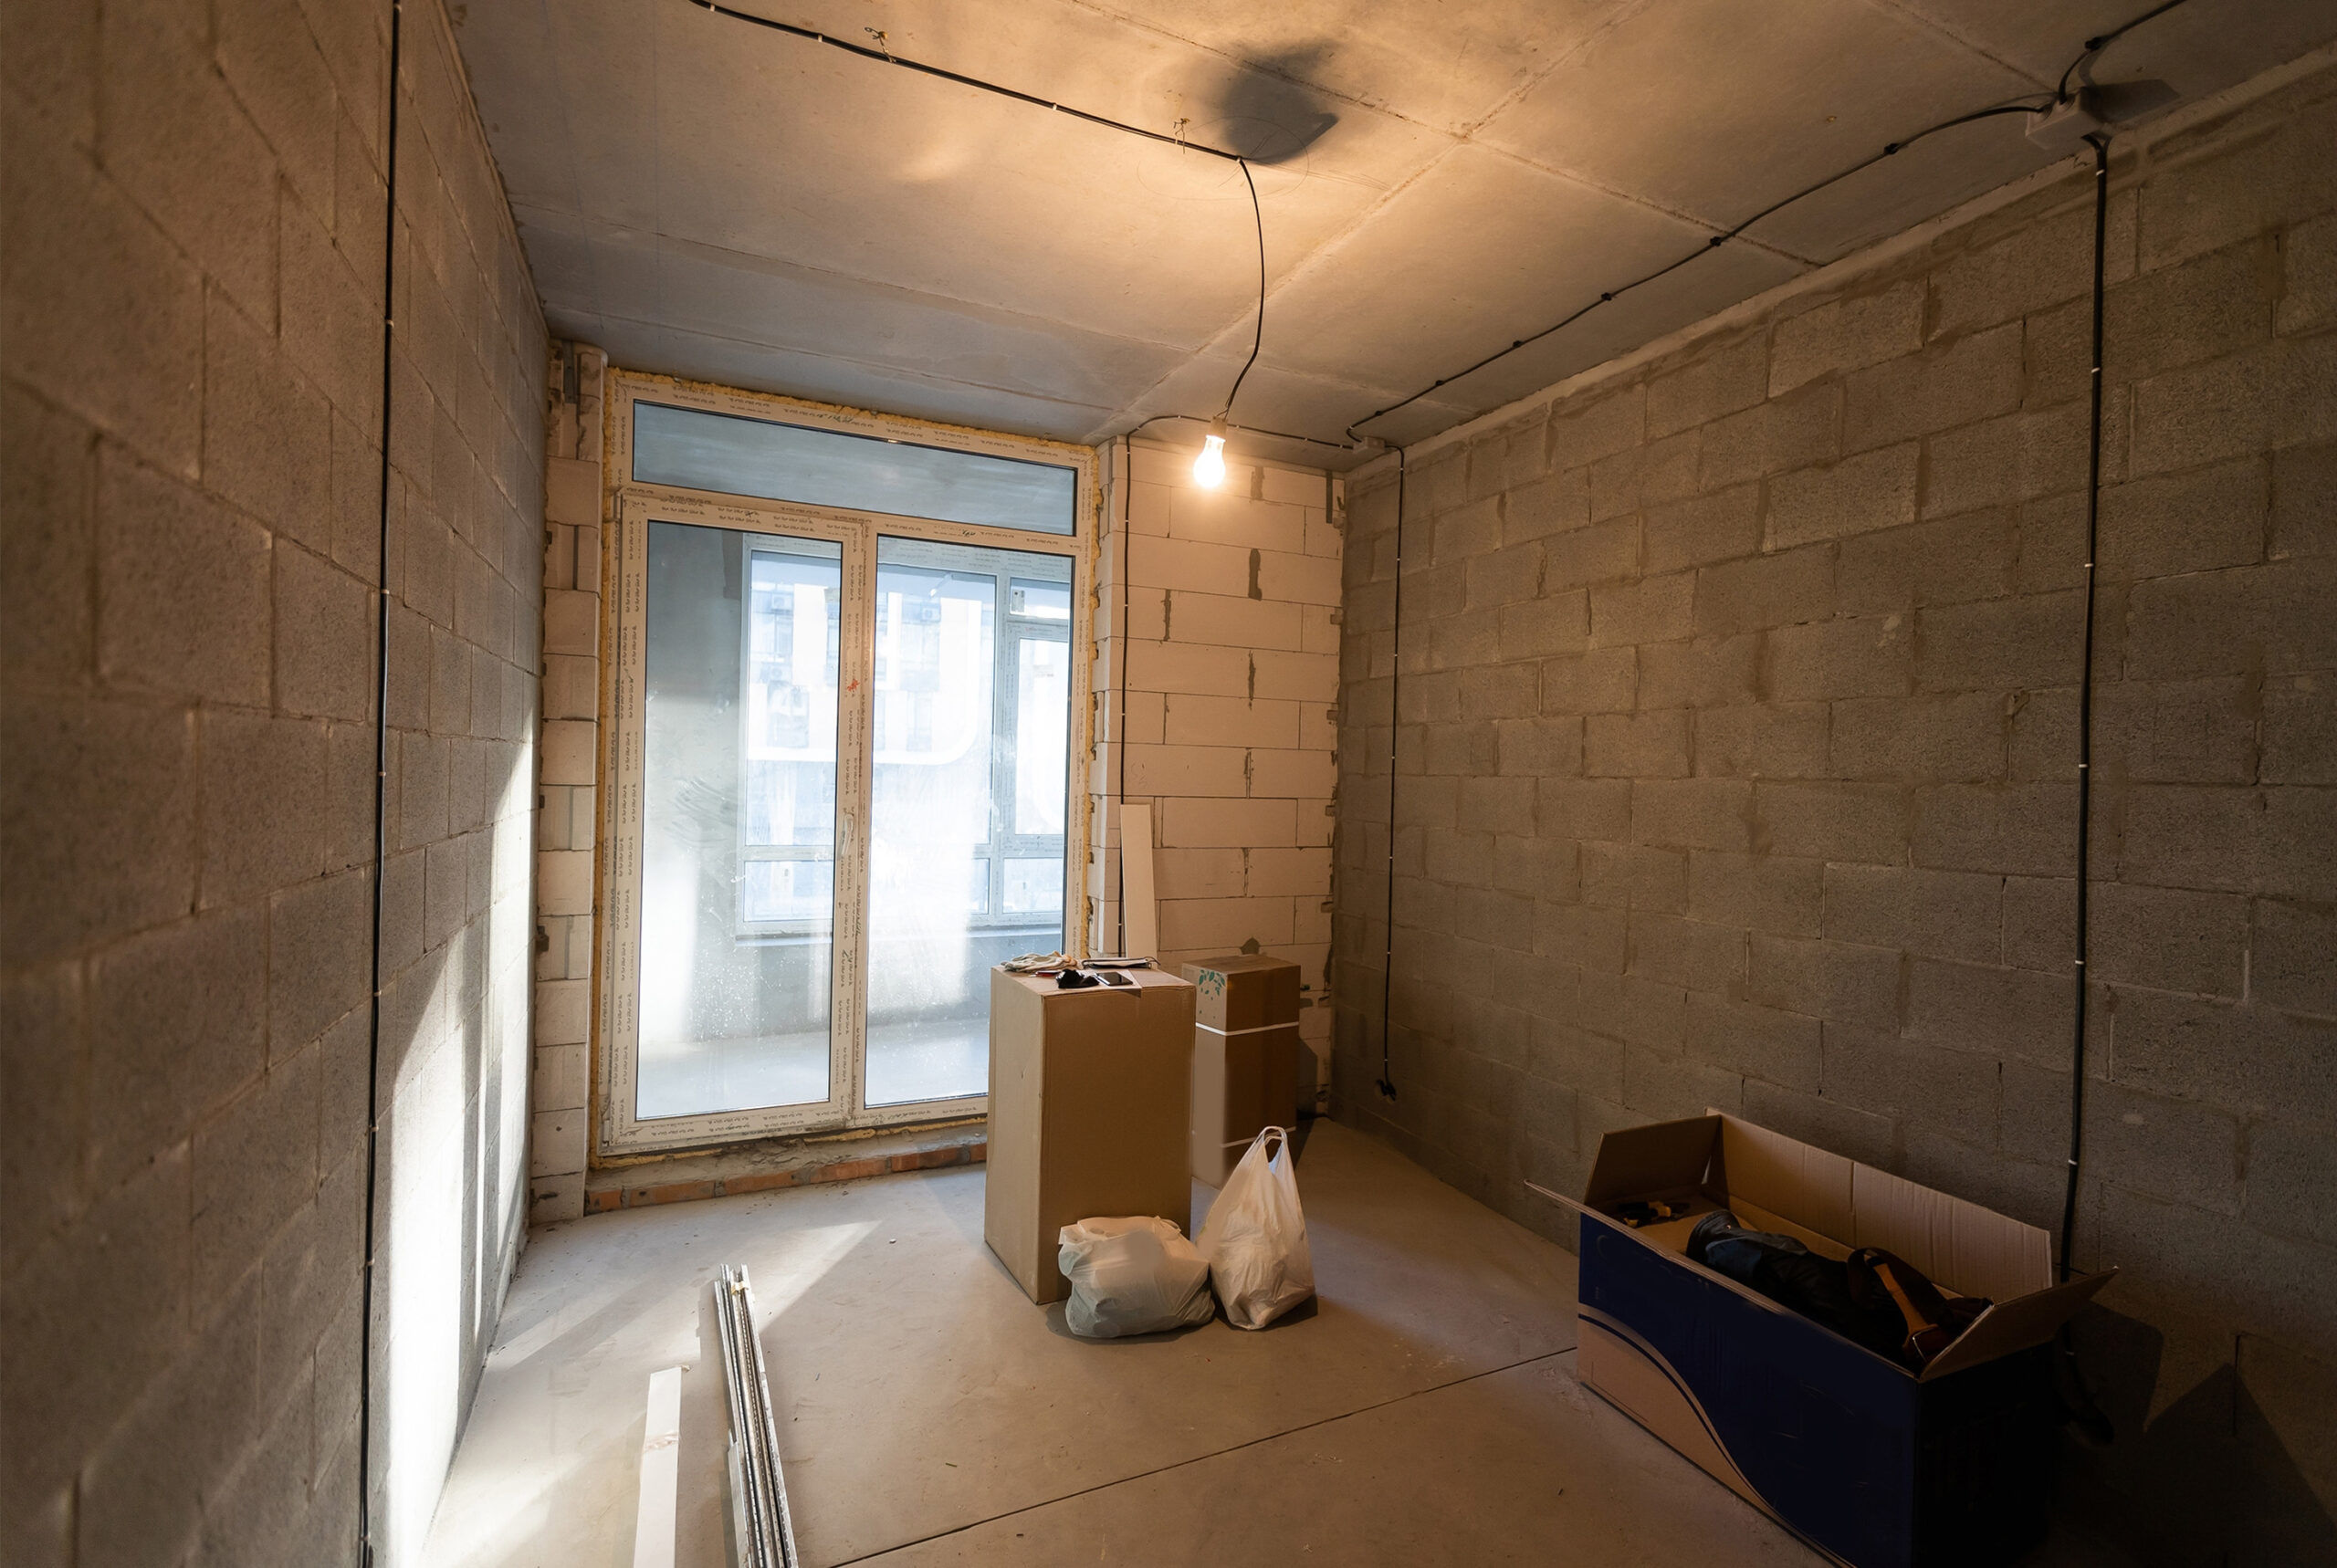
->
[599,382,1092,1154]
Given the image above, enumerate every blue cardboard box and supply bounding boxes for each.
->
[1535,1113,2112,1568]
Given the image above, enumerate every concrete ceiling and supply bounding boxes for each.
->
[454,0,2334,466]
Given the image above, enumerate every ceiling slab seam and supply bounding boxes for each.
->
[1860,0,2060,88]
[1347,33,2337,486]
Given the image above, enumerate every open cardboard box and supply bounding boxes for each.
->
[1532,1112,2114,1568]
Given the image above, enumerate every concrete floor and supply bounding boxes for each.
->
[422,1122,2122,1567]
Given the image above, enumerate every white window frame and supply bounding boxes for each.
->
[597,374,1097,1156]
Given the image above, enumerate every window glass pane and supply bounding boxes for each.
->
[634,401,1076,535]
[741,860,833,925]
[1002,858,1064,914]
[1008,579,1071,621]
[870,565,995,790]
[743,549,839,848]
[1013,636,1069,836]
[638,521,839,1122]
[865,537,1074,1106]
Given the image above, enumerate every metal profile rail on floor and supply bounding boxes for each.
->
[716,1264,802,1568]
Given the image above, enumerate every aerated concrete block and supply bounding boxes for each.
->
[1501,468,1588,544]
[1627,911,1746,990]
[1632,778,1753,852]
[1820,1021,1996,1145]
[1638,635,1758,709]
[1745,933,1900,1030]
[1646,331,1767,440]
[99,451,273,705]
[1841,322,2022,452]
[1766,443,1919,549]
[1829,693,2004,783]
[1836,511,2018,612]
[1769,280,1923,395]
[1547,384,1645,468]
[1585,710,1689,779]
[1693,545,1833,635]
[1696,701,1829,779]
[1588,572,1694,647]
[2125,558,2337,681]
[1684,989,1819,1092]
[1536,524,1632,606]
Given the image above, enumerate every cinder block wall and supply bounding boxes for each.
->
[526,343,603,1225]
[1092,441,1342,1092]
[1332,57,2335,1561]
[0,0,547,1563]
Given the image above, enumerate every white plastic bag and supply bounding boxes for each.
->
[1194,1126,1315,1330]
[1057,1216,1215,1339]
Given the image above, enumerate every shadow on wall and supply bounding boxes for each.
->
[1210,47,1339,164]
[2065,1307,2337,1567]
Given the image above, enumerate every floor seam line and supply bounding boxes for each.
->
[824,1345,1577,1566]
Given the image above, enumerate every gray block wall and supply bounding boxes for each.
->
[0,0,546,1563]
[1333,61,2336,1563]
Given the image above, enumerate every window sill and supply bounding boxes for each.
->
[576,1116,987,1218]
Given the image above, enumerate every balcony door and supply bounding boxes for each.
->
[599,390,1092,1154]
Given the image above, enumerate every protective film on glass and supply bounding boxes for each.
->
[637,521,842,1120]
[864,537,1074,1105]
[634,401,1076,536]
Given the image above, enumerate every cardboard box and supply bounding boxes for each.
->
[1179,955,1301,1186]
[984,967,1194,1304]
[1536,1113,2113,1568]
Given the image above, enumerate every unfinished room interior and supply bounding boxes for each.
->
[6,0,2337,1563]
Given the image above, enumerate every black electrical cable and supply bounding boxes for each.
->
[1376,447,1405,1102]
[2063,133,2110,1286]
[358,0,403,1560]
[1345,0,2204,444]
[1120,413,1350,454]
[689,0,1245,162]
[691,0,1311,453]
[1116,413,1352,476]
[695,0,2202,460]
[2051,131,2118,1452]
[1218,160,1266,423]
[2059,0,2195,102]
[1344,101,2046,441]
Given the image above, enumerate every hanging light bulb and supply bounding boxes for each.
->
[1192,419,1228,488]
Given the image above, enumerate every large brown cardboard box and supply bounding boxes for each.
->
[984,966,1194,1304]
[1179,955,1301,1186]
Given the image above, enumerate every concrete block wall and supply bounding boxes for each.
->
[528,343,602,1226]
[0,0,546,1562]
[1333,57,2337,1562]
[1092,441,1343,1096]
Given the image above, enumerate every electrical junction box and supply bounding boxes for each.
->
[2026,89,2104,153]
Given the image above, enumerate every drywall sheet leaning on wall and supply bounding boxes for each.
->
[1120,800,1158,959]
